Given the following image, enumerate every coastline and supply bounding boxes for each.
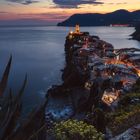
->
[45,26,140,138]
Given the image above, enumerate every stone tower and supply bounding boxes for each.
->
[75,24,80,33]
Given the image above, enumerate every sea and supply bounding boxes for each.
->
[0,26,140,116]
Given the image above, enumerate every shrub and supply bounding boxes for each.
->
[53,119,104,140]
[132,78,140,92]
[107,104,140,135]
[118,93,140,107]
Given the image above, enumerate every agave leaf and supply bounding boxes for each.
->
[0,102,22,140]
[0,75,27,140]
[0,56,12,97]
[23,100,47,126]
[8,88,13,107]
[0,88,13,128]
[8,101,47,140]
[14,74,27,104]
[3,88,13,108]
[0,103,11,129]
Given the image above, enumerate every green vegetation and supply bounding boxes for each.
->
[108,104,140,135]
[132,78,140,92]
[118,92,140,106]
[106,80,140,135]
[107,92,140,135]
[53,119,104,140]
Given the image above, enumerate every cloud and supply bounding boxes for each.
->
[108,2,127,5]
[6,0,39,5]
[0,11,69,22]
[0,11,9,13]
[53,0,103,8]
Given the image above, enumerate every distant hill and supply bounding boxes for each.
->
[132,23,140,41]
[57,9,140,26]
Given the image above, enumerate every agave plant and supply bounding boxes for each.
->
[0,56,47,140]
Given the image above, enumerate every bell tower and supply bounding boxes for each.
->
[75,24,80,33]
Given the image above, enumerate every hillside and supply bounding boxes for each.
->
[57,9,140,26]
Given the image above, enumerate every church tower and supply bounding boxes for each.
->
[75,24,80,33]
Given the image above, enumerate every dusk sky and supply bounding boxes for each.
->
[0,0,140,25]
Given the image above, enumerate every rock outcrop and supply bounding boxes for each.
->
[132,23,140,41]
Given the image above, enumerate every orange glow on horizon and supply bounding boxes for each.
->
[0,0,140,22]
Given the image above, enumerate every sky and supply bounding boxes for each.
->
[0,0,140,25]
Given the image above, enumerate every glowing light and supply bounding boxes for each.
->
[135,68,140,77]
[70,31,73,34]
[105,58,140,77]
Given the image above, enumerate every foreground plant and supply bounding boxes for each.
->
[0,56,47,140]
[53,119,104,140]
[106,90,140,136]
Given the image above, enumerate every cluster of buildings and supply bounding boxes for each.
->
[67,25,140,105]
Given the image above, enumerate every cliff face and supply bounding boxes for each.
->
[57,10,140,26]
[132,23,140,41]
[46,28,140,139]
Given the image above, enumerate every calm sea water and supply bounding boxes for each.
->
[0,26,140,115]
